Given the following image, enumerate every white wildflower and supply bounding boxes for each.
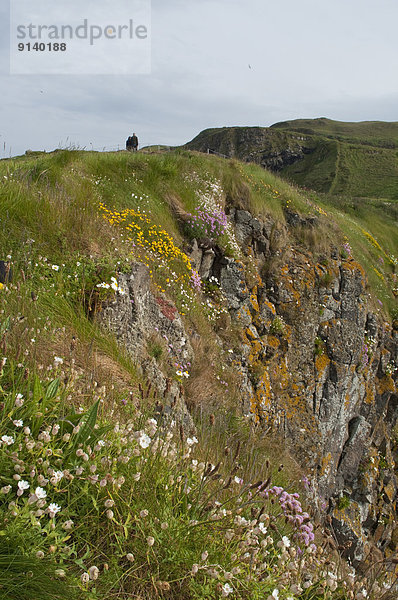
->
[186,436,198,446]
[258,522,267,534]
[277,535,290,549]
[15,393,24,407]
[35,486,47,499]
[138,433,151,448]
[1,435,14,445]
[221,582,233,597]
[48,502,61,516]
[17,480,30,491]
[50,470,64,485]
[55,568,66,578]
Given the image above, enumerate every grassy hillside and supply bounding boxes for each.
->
[271,117,398,147]
[282,140,398,198]
[0,149,396,599]
[185,119,398,200]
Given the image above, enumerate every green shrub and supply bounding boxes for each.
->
[336,495,351,510]
[270,316,286,336]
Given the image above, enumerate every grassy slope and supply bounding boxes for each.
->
[271,117,398,147]
[0,149,396,598]
[1,148,396,315]
[187,119,398,200]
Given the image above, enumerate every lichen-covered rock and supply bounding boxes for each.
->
[98,262,194,428]
[99,207,397,567]
[213,208,398,564]
[219,258,249,309]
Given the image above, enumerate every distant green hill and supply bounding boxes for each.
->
[184,119,398,199]
[271,117,398,147]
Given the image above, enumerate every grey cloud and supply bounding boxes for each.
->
[1,0,398,157]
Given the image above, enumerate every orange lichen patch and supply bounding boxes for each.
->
[281,265,289,276]
[284,323,292,345]
[249,367,280,425]
[364,382,375,405]
[267,335,280,350]
[249,395,260,423]
[255,273,263,287]
[341,259,366,279]
[248,337,262,357]
[315,352,330,374]
[245,327,258,341]
[376,375,396,395]
[333,500,365,542]
[314,264,328,279]
[262,299,276,315]
[319,452,333,478]
[249,291,259,313]
[344,393,351,411]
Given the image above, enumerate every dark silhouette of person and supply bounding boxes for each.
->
[126,133,139,152]
[131,133,138,152]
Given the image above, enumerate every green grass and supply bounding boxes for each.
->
[271,117,398,147]
[0,147,396,597]
[0,148,395,317]
[0,358,352,600]
[186,119,398,199]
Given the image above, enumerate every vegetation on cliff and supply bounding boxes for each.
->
[0,149,396,598]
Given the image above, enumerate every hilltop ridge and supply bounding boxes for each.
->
[184,118,398,199]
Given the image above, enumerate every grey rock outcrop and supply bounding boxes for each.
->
[100,209,397,566]
[99,262,194,428]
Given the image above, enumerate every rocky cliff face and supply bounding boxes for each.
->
[99,206,397,566]
[185,127,315,172]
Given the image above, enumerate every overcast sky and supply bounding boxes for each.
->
[1,0,398,157]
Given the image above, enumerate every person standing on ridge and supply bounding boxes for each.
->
[131,132,138,152]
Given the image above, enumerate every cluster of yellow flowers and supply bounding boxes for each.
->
[100,202,191,269]
[98,201,200,315]
[361,228,383,253]
[236,164,280,200]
